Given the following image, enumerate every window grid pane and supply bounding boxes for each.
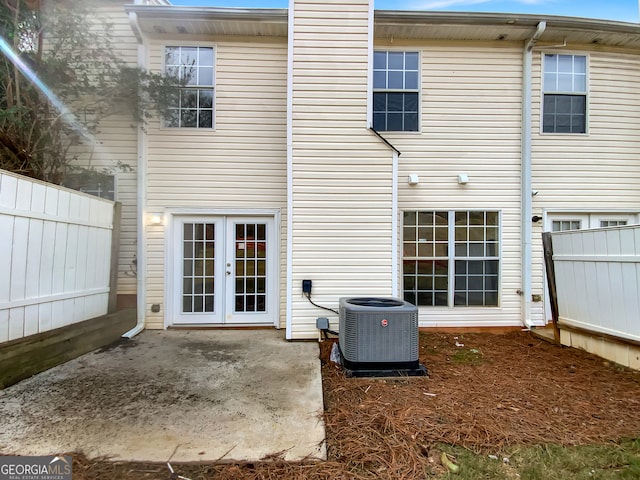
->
[373,93,419,132]
[403,211,448,306]
[182,223,215,314]
[544,54,586,93]
[403,210,499,307]
[452,211,499,307]
[234,223,268,313]
[165,46,215,129]
[542,94,586,133]
[63,174,115,201]
[542,54,587,134]
[600,220,627,228]
[552,220,581,232]
[373,50,419,132]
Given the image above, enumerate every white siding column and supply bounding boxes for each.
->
[288,0,394,339]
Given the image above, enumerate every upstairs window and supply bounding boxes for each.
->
[164,46,214,128]
[542,54,587,134]
[63,174,115,201]
[373,51,419,132]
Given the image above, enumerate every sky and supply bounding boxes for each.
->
[169,0,640,22]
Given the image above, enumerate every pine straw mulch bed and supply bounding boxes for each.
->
[70,331,640,479]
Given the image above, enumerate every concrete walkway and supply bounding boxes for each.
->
[0,329,326,462]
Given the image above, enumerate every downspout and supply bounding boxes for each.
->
[123,10,147,338]
[391,149,399,296]
[369,130,401,296]
[521,21,546,328]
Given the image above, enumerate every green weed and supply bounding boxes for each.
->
[434,440,640,479]
[450,348,483,366]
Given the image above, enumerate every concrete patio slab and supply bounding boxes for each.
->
[0,329,326,462]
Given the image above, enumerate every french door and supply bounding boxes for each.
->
[172,215,276,325]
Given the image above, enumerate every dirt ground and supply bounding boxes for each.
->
[49,331,640,478]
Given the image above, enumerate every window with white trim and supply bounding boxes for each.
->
[551,220,581,232]
[542,54,587,133]
[373,51,419,132]
[63,174,115,200]
[547,214,636,232]
[403,211,499,307]
[599,220,627,228]
[164,46,214,128]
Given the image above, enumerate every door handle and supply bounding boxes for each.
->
[226,271,231,276]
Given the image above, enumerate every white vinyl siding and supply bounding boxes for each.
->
[62,3,140,296]
[145,39,288,329]
[386,42,523,327]
[532,49,640,326]
[289,0,394,339]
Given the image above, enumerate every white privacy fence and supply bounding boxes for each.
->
[551,225,640,342]
[0,170,116,344]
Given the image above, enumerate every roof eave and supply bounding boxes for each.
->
[375,10,640,35]
[124,4,289,23]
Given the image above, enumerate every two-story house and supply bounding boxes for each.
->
[71,0,640,340]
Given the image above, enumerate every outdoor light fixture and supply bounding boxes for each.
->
[149,214,164,226]
[407,174,419,185]
[457,173,469,185]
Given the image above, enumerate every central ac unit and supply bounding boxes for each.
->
[338,297,426,377]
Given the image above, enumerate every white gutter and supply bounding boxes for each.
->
[285,0,294,340]
[521,21,546,329]
[123,10,148,338]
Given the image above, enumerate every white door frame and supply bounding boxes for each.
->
[164,209,280,328]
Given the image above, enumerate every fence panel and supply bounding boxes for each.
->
[552,226,640,342]
[0,170,115,344]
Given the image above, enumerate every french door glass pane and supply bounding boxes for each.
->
[234,223,267,313]
[182,223,215,313]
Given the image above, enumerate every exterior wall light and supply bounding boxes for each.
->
[407,174,419,185]
[457,173,469,185]
[149,214,164,226]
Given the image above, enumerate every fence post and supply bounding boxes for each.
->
[108,202,122,314]
[542,232,560,344]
